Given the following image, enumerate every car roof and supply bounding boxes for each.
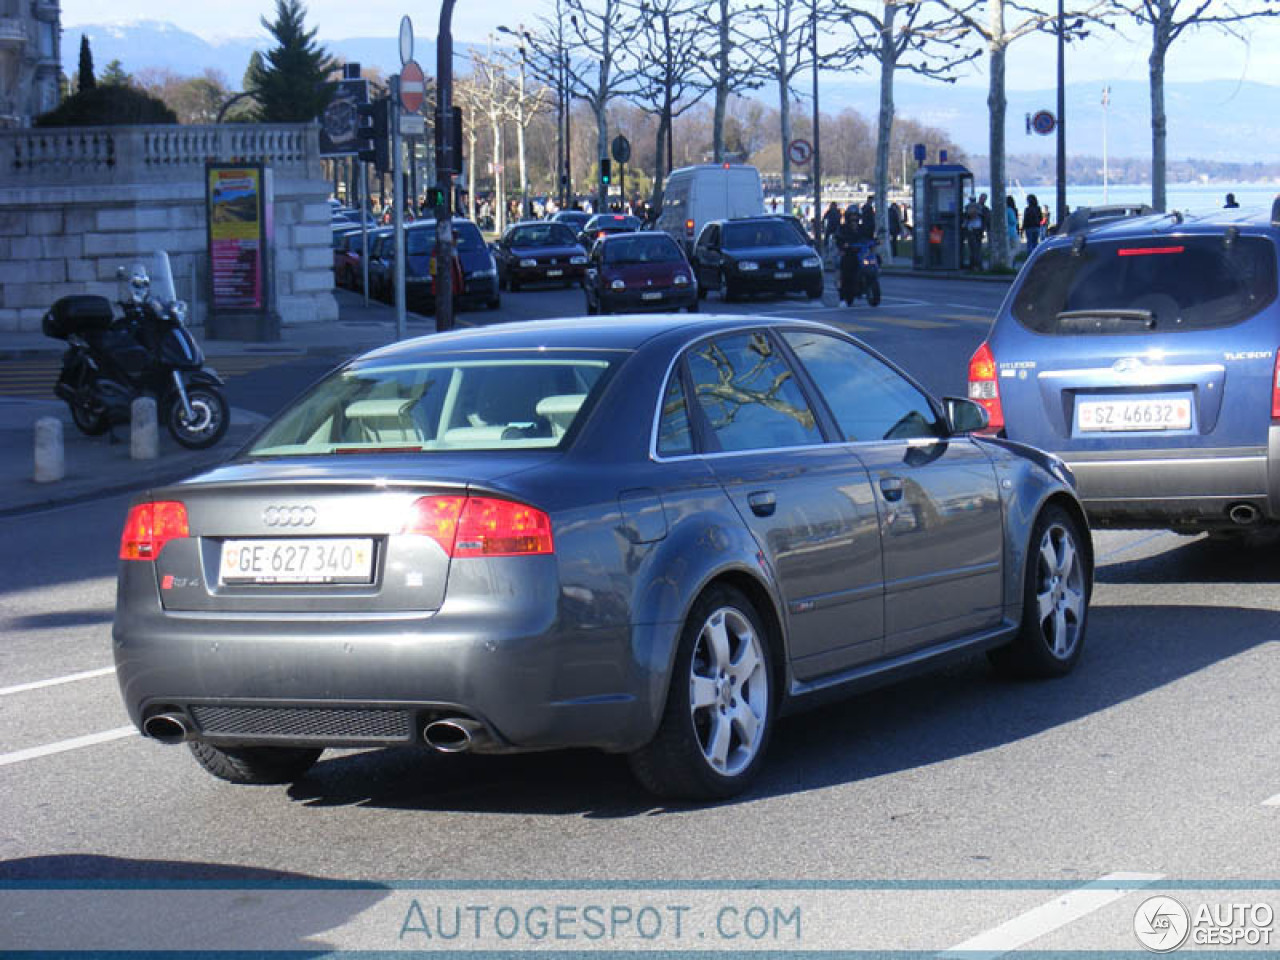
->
[1065,205,1278,242]
[354,314,837,362]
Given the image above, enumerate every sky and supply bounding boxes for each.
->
[61,0,1280,92]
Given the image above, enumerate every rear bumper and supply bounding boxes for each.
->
[599,288,697,312]
[113,562,667,754]
[1063,433,1280,527]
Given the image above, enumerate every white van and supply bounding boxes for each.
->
[656,164,765,251]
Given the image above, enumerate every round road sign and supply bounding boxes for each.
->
[400,60,425,114]
[399,16,414,67]
[1031,110,1056,136]
[611,135,631,164]
[788,138,813,166]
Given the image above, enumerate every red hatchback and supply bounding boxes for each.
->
[584,232,698,315]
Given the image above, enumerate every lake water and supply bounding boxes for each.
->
[993,182,1279,214]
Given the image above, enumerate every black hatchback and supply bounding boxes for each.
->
[692,217,824,302]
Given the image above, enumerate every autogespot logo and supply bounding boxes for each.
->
[1135,896,1191,952]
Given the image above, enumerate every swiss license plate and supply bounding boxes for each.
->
[641,291,663,301]
[774,271,792,279]
[546,269,564,277]
[1077,397,1192,432]
[220,539,374,585]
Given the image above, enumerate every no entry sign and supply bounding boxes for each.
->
[400,60,425,114]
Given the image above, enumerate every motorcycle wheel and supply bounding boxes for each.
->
[167,385,230,450]
[866,277,882,307]
[70,401,109,436]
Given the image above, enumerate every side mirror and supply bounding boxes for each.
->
[943,397,989,435]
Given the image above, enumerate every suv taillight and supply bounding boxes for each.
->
[403,496,554,557]
[1272,353,1280,420]
[120,501,189,561]
[967,341,1004,432]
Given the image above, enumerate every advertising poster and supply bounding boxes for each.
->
[207,164,265,312]
[320,78,368,157]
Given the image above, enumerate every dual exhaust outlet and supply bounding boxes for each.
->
[142,712,489,754]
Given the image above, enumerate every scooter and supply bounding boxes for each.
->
[838,237,883,307]
[44,251,230,450]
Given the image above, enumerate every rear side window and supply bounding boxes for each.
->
[1012,235,1278,334]
[685,332,821,452]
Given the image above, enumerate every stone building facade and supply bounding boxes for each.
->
[0,122,338,335]
[0,0,60,128]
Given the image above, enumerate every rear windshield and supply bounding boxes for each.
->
[588,216,641,232]
[508,223,578,247]
[603,235,683,264]
[247,354,617,456]
[1012,235,1278,334]
[723,220,806,249]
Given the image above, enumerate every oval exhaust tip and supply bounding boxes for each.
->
[143,714,190,744]
[1228,503,1260,526]
[423,719,475,754]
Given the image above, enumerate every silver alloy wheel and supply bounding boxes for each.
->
[1034,522,1087,659]
[688,606,769,776]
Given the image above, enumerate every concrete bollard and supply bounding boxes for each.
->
[131,396,158,460]
[34,416,66,483]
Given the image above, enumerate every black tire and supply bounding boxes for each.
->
[189,742,322,785]
[487,295,501,310]
[806,281,823,300]
[697,280,709,301]
[70,401,109,436]
[989,504,1090,679]
[628,585,775,800]
[510,277,522,293]
[686,300,699,313]
[866,277,882,307]
[585,296,598,316]
[167,385,230,450]
[718,270,737,303]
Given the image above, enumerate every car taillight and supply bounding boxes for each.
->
[119,501,189,561]
[1272,353,1280,420]
[967,341,1004,432]
[403,495,554,557]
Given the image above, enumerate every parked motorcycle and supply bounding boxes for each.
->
[837,237,883,307]
[44,251,230,450]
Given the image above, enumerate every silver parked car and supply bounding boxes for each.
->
[114,316,1093,799]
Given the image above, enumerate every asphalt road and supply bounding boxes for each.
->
[3,274,1277,952]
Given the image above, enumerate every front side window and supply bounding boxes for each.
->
[248,354,618,456]
[783,330,942,442]
[686,332,821,452]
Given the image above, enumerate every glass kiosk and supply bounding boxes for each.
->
[912,163,973,271]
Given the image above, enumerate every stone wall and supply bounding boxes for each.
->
[0,123,337,335]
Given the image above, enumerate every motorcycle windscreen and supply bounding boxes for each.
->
[150,250,177,304]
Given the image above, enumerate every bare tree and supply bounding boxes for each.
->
[839,1,979,248]
[740,0,850,213]
[496,28,551,218]
[565,0,646,211]
[631,0,712,212]
[471,45,519,233]
[693,0,765,161]
[935,0,1106,269]
[1111,0,1280,212]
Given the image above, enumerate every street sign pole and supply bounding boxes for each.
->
[435,0,457,334]
[392,74,406,341]
[361,164,370,306]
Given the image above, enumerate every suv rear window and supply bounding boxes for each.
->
[1012,235,1277,334]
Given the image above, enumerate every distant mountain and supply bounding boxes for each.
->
[64,20,1280,164]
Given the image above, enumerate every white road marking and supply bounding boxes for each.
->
[1264,793,1280,807]
[945,302,991,311]
[0,666,115,697]
[938,872,1163,959]
[0,726,138,767]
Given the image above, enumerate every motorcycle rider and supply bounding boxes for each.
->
[836,207,863,307]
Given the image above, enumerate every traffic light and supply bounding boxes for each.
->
[423,185,446,211]
[600,157,612,186]
[357,97,390,174]
[433,105,465,175]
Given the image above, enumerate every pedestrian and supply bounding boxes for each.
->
[1022,194,1043,255]
[836,208,863,306]
[860,197,876,240]
[963,195,983,271]
[888,202,902,258]
[1225,192,1240,209]
[1005,196,1019,256]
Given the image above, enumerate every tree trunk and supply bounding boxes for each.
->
[517,111,528,218]
[713,0,730,162]
[873,2,897,251]
[652,112,668,212]
[985,1,1010,270]
[1149,2,1170,213]
[780,85,793,214]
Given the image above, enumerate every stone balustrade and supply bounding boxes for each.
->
[0,122,336,335]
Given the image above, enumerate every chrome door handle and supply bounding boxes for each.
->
[748,491,777,517]
[879,477,904,502]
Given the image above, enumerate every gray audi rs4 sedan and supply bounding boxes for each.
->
[114,316,1093,799]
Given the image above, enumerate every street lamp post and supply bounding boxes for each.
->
[435,0,457,333]
[1056,0,1067,227]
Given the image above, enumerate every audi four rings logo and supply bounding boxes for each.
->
[263,506,317,527]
